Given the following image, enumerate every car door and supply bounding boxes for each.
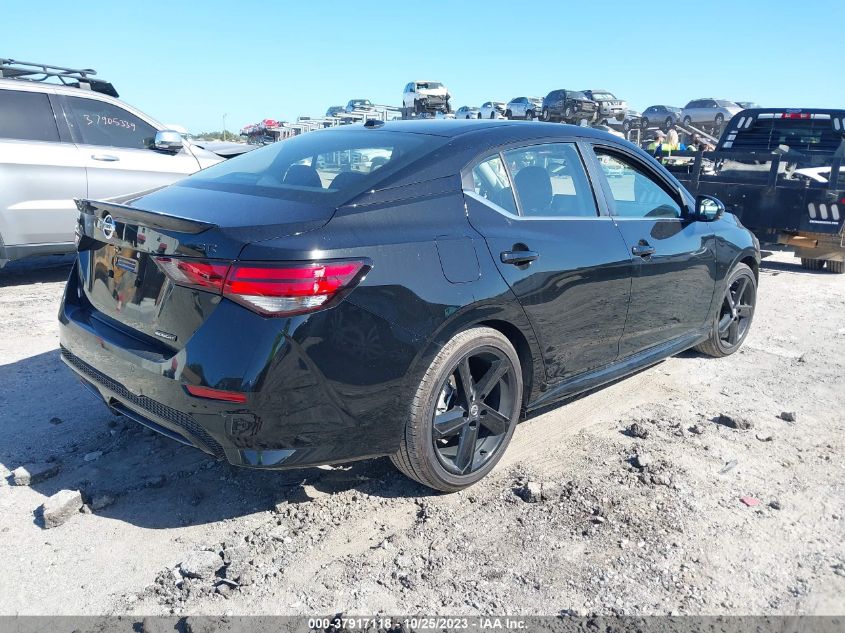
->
[59,94,202,200]
[463,141,633,383]
[587,144,717,358]
[0,87,86,249]
[514,98,526,117]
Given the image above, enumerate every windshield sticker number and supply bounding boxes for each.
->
[82,114,136,132]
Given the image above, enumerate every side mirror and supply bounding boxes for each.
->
[154,130,183,153]
[694,194,725,221]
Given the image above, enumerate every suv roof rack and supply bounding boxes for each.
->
[0,59,119,98]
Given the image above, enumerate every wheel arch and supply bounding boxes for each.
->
[404,302,545,419]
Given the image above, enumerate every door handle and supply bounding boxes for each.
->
[91,154,120,162]
[631,241,656,257]
[501,250,539,265]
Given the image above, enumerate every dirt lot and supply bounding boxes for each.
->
[0,251,843,617]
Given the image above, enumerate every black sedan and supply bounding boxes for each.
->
[59,120,760,492]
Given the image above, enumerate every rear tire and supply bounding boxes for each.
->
[826,260,844,274]
[801,258,825,270]
[391,327,523,492]
[525,110,534,121]
[683,116,692,127]
[542,108,551,122]
[695,263,756,358]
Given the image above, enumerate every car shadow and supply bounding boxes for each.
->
[760,258,834,276]
[0,255,74,288]
[1,350,430,531]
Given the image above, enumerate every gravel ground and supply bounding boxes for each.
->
[0,251,843,616]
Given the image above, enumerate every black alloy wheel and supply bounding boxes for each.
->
[695,263,756,357]
[664,117,674,131]
[391,327,522,492]
[622,119,631,132]
[431,348,515,476]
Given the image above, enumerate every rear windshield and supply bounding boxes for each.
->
[179,129,447,203]
[729,117,845,154]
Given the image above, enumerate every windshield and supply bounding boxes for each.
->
[179,129,447,204]
[417,82,443,90]
[570,91,589,100]
[591,92,616,101]
[716,100,738,107]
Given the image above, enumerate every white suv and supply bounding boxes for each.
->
[402,80,451,115]
[0,60,223,268]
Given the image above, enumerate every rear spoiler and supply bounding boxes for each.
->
[76,199,215,235]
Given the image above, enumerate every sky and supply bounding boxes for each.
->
[3,0,843,133]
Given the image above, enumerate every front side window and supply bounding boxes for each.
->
[0,89,60,142]
[64,96,156,149]
[593,149,682,219]
[503,143,597,217]
[471,155,517,215]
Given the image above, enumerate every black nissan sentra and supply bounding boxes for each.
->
[59,120,759,492]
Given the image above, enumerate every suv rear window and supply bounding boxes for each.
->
[0,89,60,142]
[729,117,845,154]
[180,128,448,203]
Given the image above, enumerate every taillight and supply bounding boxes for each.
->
[155,257,369,317]
[224,260,369,316]
[781,113,811,119]
[185,384,247,403]
[155,257,229,292]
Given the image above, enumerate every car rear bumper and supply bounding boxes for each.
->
[58,261,401,470]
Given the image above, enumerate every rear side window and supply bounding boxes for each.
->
[64,96,157,149]
[182,129,447,203]
[504,143,597,217]
[471,155,517,215]
[593,149,682,219]
[0,89,59,142]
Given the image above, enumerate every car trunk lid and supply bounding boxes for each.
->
[74,187,335,347]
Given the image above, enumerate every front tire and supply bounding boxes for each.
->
[826,260,844,274]
[391,327,523,492]
[525,110,534,121]
[542,108,551,122]
[695,263,756,358]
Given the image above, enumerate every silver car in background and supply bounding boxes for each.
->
[681,98,743,128]
[505,97,543,120]
[0,60,223,268]
[454,105,480,119]
[478,101,507,119]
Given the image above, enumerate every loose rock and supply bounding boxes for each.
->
[83,451,103,462]
[779,411,797,423]
[626,423,649,439]
[41,489,83,529]
[715,414,754,430]
[633,453,654,470]
[11,462,59,486]
[179,550,223,579]
[689,424,706,435]
[514,481,545,503]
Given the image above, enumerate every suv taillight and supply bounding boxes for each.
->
[155,257,370,317]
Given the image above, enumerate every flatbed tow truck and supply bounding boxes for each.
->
[658,108,845,272]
